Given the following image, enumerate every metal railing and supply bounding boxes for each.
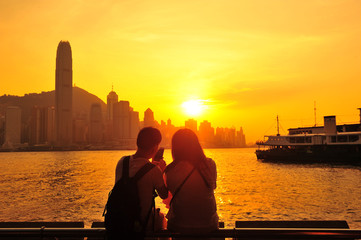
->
[0,227,361,239]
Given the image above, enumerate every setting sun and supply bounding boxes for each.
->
[182,100,206,117]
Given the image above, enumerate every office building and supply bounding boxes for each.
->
[0,115,5,145]
[30,106,55,146]
[185,119,197,133]
[3,106,21,148]
[73,112,87,144]
[89,103,103,143]
[105,88,118,141]
[144,108,155,127]
[46,106,55,144]
[113,101,130,140]
[236,127,246,147]
[55,40,73,147]
[129,107,140,140]
[107,87,118,121]
[199,120,214,146]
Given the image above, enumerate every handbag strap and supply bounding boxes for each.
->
[197,168,211,189]
[169,167,196,207]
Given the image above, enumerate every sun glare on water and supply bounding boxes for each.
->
[182,99,206,117]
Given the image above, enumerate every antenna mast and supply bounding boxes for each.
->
[314,101,317,127]
[277,115,280,136]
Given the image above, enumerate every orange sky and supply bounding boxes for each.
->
[1,0,361,143]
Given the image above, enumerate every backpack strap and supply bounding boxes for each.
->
[132,162,156,232]
[133,162,155,182]
[122,156,131,180]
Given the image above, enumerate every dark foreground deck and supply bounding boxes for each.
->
[0,221,360,239]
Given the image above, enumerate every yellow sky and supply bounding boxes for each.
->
[1,0,361,143]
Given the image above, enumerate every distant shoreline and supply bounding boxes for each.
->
[0,145,252,153]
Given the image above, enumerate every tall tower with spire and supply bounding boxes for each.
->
[55,41,73,147]
[107,85,118,121]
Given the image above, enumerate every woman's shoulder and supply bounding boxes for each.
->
[205,157,216,167]
[164,161,192,174]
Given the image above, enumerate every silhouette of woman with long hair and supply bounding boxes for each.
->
[164,128,218,238]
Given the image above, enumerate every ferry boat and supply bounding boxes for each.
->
[256,109,361,164]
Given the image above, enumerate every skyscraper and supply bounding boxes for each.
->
[89,103,103,143]
[236,127,246,147]
[107,87,118,121]
[3,106,21,148]
[113,101,130,140]
[0,114,5,146]
[144,108,155,127]
[55,41,73,147]
[185,118,197,133]
[199,120,214,146]
[129,107,140,139]
[105,87,118,141]
[29,106,55,145]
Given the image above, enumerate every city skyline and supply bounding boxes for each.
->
[0,85,247,139]
[1,1,361,142]
[0,83,247,149]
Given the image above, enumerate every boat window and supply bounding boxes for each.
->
[337,135,347,142]
[331,136,336,143]
[349,135,359,142]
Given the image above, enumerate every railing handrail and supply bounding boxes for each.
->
[0,227,361,239]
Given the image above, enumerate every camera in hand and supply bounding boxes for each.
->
[153,147,164,161]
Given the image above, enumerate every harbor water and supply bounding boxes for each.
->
[0,148,360,228]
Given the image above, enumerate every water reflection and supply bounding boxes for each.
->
[0,149,360,228]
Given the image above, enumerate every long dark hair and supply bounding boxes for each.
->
[171,128,206,166]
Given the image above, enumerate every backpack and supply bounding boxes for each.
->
[104,156,155,240]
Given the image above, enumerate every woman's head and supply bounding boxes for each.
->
[171,128,206,166]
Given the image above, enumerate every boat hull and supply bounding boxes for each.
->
[256,145,361,164]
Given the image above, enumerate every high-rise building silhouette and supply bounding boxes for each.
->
[236,127,246,147]
[107,87,118,121]
[30,106,42,146]
[55,41,73,147]
[113,101,130,140]
[104,87,118,141]
[30,106,55,146]
[89,103,103,143]
[46,106,56,144]
[215,127,236,147]
[73,112,87,144]
[185,118,197,133]
[199,120,214,147]
[129,107,140,140]
[0,115,5,146]
[3,106,21,148]
[144,108,155,127]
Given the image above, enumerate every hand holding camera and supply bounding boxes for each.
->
[152,147,166,171]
